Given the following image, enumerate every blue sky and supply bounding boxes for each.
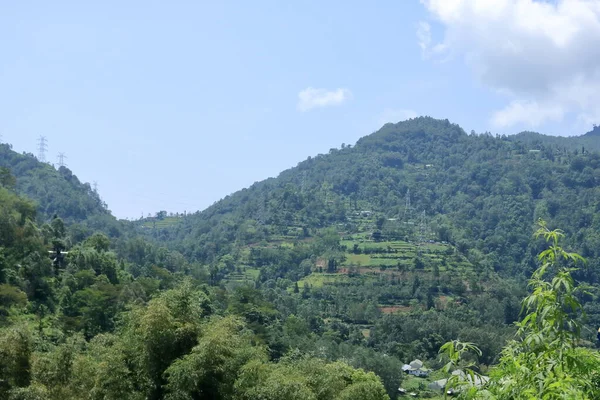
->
[1,1,598,218]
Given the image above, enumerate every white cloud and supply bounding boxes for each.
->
[297,87,352,112]
[416,22,431,53]
[491,100,565,128]
[378,108,418,126]
[420,0,600,130]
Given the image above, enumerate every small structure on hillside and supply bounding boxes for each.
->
[450,369,489,387]
[402,359,430,377]
[428,370,490,395]
[428,379,447,392]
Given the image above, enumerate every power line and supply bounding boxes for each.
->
[37,136,48,162]
[57,152,67,167]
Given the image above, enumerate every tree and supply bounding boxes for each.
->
[234,355,390,400]
[0,326,32,397]
[83,233,111,252]
[441,221,600,399]
[164,316,265,400]
[0,167,16,190]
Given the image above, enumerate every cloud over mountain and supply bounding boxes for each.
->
[420,0,600,129]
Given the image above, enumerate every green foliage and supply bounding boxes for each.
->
[4,119,600,399]
[442,222,600,399]
[235,355,389,400]
[0,168,16,190]
[164,316,264,400]
[0,144,109,223]
[0,326,32,398]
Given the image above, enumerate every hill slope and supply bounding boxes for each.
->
[2,119,599,399]
[0,143,109,223]
[508,125,600,153]
[0,143,131,239]
[149,117,600,279]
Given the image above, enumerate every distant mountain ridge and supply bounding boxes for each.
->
[509,126,600,152]
[584,125,600,137]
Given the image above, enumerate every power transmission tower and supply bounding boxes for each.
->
[301,171,307,193]
[37,136,48,162]
[418,210,427,243]
[57,152,67,167]
[403,189,411,220]
[93,181,98,193]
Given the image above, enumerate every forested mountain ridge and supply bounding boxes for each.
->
[0,179,392,399]
[508,124,600,152]
[2,117,600,399]
[0,143,108,223]
[149,117,600,280]
[0,143,129,240]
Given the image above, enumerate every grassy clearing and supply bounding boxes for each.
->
[245,268,260,280]
[345,253,403,267]
[345,253,372,265]
[141,216,182,229]
[297,273,351,288]
[342,239,455,271]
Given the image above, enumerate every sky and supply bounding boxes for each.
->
[1,0,599,218]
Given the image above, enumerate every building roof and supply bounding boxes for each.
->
[449,370,490,388]
[428,379,448,391]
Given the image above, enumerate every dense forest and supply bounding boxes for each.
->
[1,117,600,399]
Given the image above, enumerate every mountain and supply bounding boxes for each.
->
[509,126,600,152]
[135,116,600,370]
[149,117,600,279]
[0,143,109,222]
[105,116,600,398]
[0,144,395,400]
[2,117,600,399]
[0,143,130,239]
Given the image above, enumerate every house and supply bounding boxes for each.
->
[401,359,430,377]
[451,369,489,387]
[428,379,448,391]
[428,370,490,394]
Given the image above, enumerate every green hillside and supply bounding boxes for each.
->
[2,117,600,399]
[0,144,396,399]
[150,117,600,281]
[135,117,600,397]
[0,144,109,222]
[508,124,600,153]
[0,143,137,243]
